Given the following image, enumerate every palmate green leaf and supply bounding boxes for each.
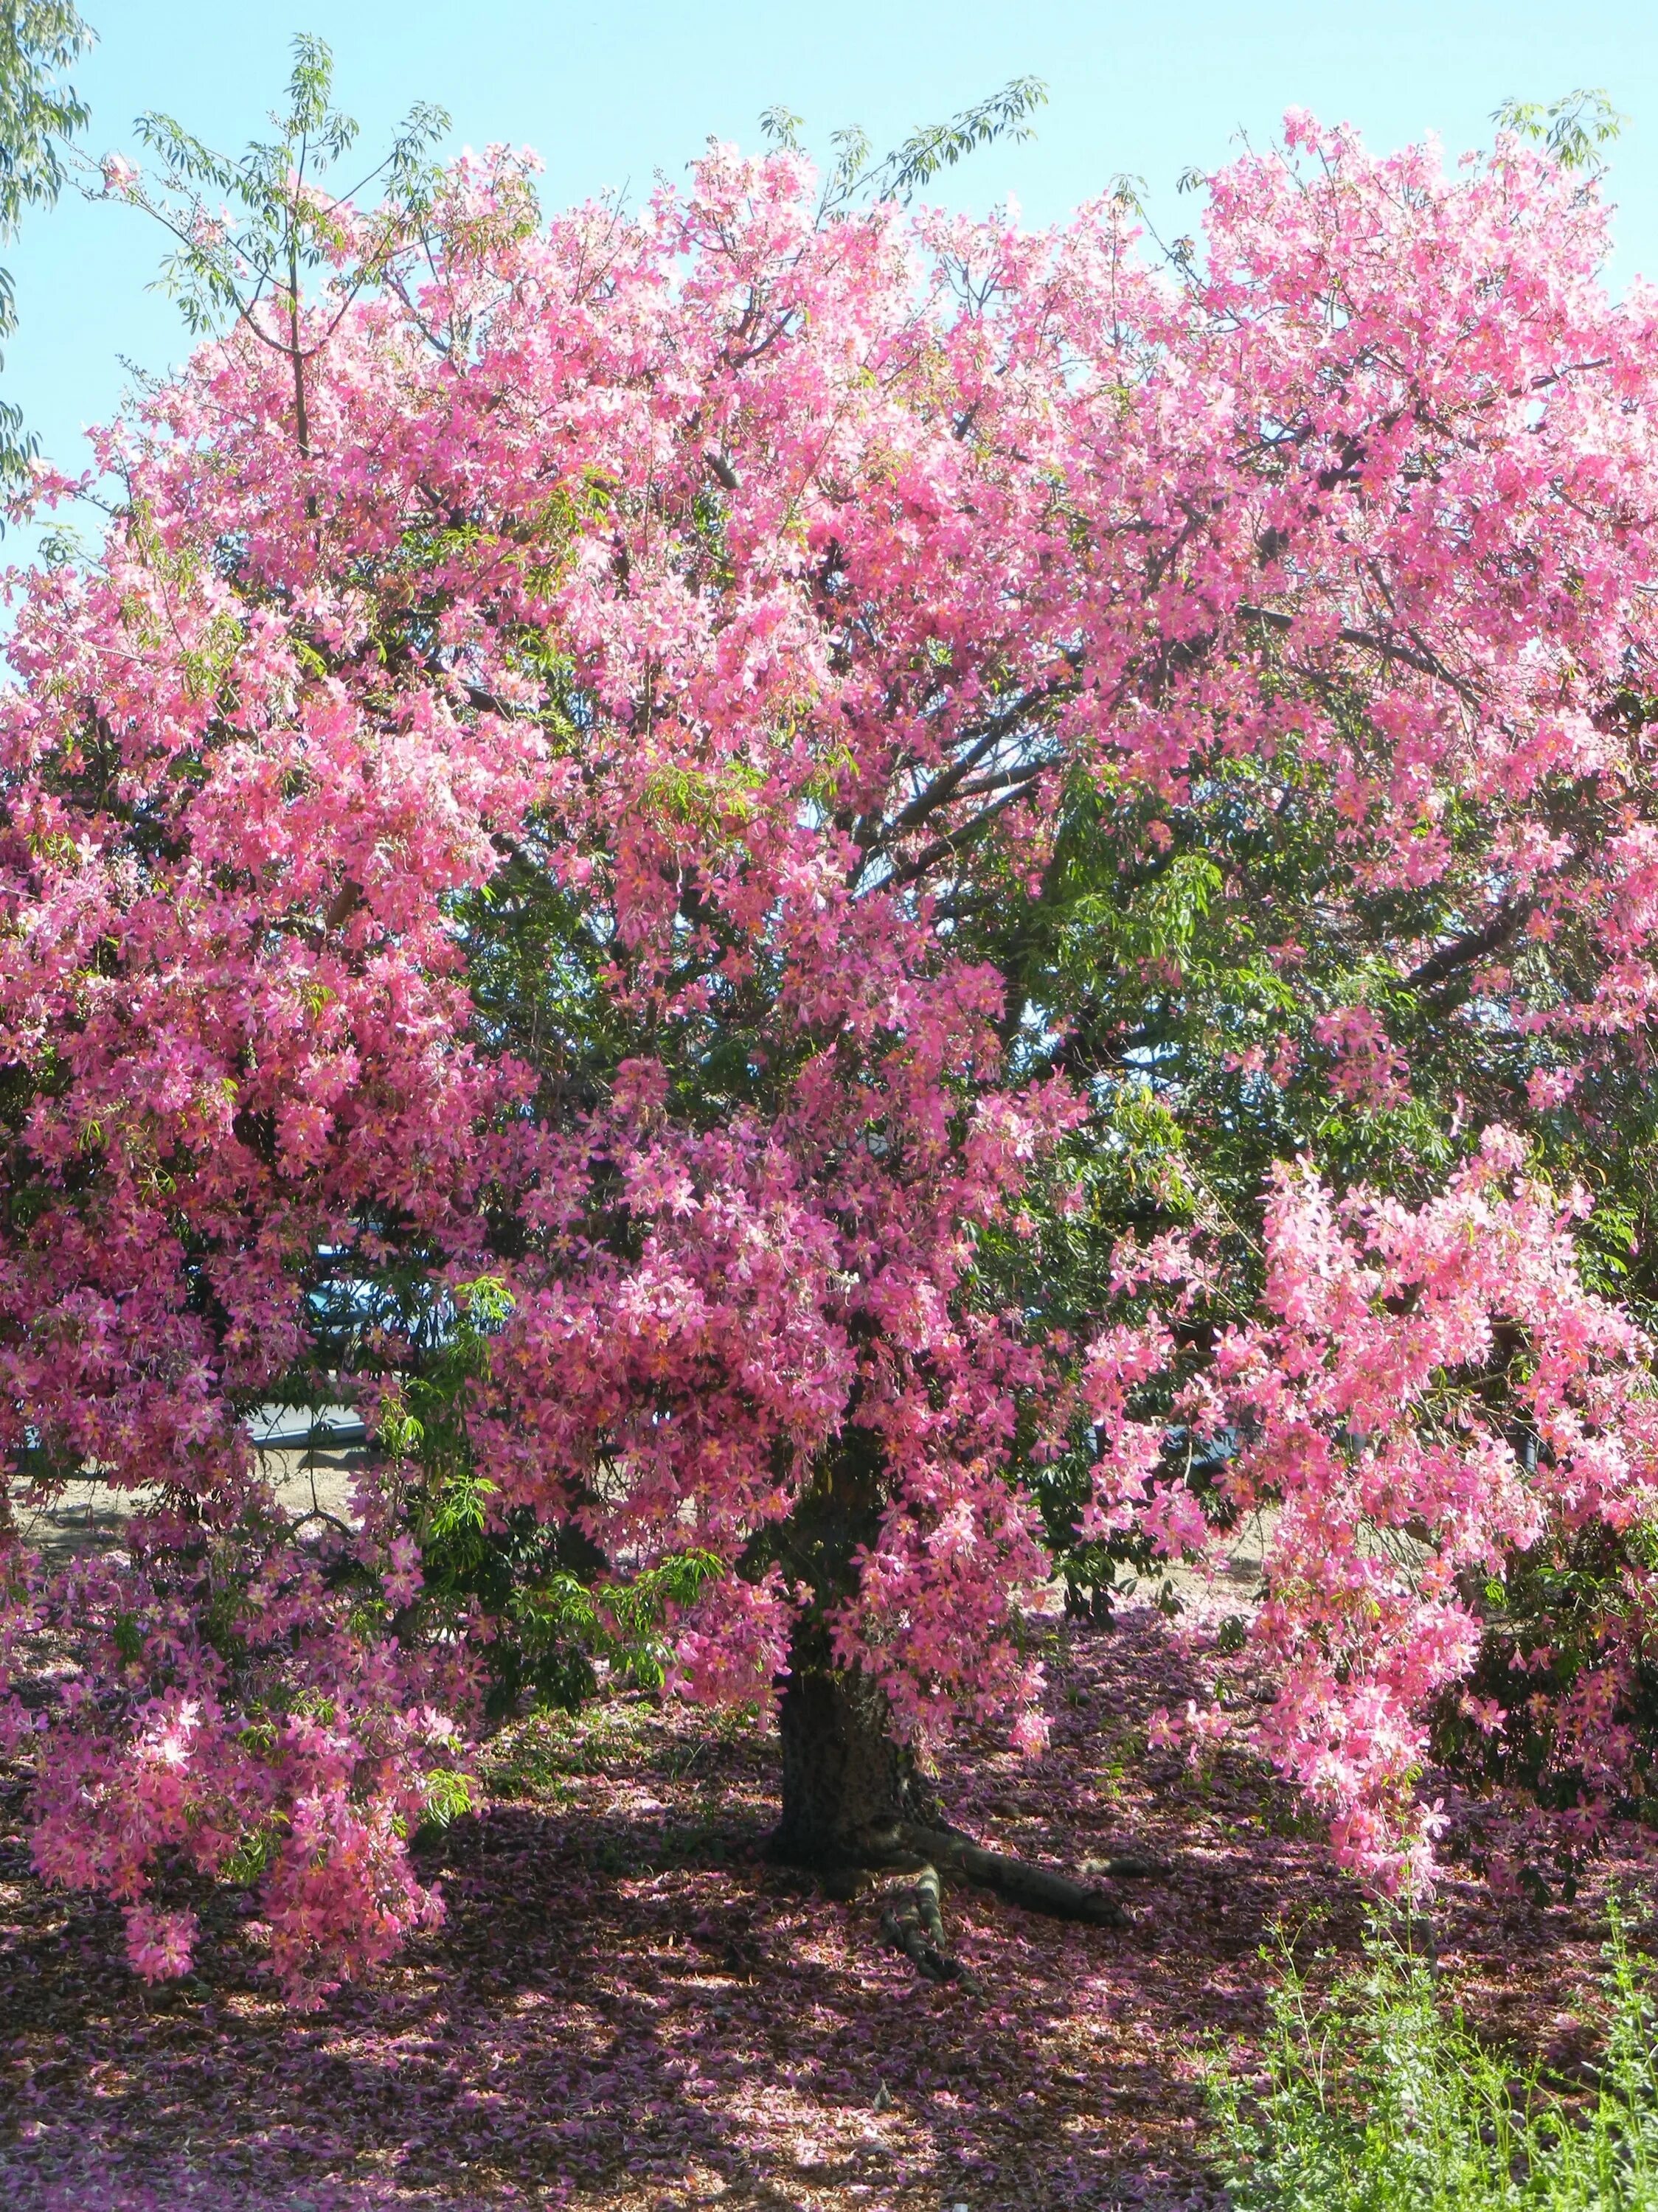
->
[757,104,805,154]
[1494,87,1626,173]
[415,1766,473,1833]
[874,74,1048,201]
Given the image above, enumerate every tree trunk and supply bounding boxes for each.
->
[771,1627,938,1868]
[768,1624,1133,1935]
[759,1444,1139,1950]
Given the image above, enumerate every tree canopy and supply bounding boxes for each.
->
[7,70,1658,1997]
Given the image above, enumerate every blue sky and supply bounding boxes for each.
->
[7,0,1658,513]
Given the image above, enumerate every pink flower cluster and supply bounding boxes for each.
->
[18,1484,475,2003]
[1090,1130,1658,1887]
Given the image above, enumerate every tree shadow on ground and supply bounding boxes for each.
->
[0,1611,1628,2212]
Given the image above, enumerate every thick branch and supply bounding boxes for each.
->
[865,679,1076,854]
[878,785,1032,891]
[951,756,1054,804]
[1405,900,1531,990]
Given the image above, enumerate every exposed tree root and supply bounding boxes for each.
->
[1080,1851,1165,1880]
[766,1648,1160,1986]
[815,1819,1154,1990]
[898,1823,1132,1927]
[877,1864,984,1992]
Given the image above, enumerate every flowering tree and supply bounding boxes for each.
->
[7,74,1658,1995]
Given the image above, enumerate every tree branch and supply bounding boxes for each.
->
[876,785,1032,891]
[1404,900,1532,990]
[870,680,1075,848]
[1237,603,1484,706]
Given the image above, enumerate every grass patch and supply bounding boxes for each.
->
[1209,1904,1658,2209]
[477,1705,652,1795]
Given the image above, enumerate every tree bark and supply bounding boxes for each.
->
[771,1628,940,1868]
[769,1627,1130,1928]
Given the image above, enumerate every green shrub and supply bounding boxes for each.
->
[1208,1905,1658,2209]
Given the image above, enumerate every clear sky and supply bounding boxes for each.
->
[7,0,1658,512]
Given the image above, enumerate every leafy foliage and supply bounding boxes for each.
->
[760,72,1047,220]
[0,0,91,491]
[1210,1906,1658,2210]
[109,35,448,454]
[1493,86,1626,173]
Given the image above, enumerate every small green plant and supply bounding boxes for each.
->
[1208,1903,1658,2209]
[476,1704,656,1798]
[416,1766,474,1838]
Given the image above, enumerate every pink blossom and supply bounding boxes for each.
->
[123,1904,198,1982]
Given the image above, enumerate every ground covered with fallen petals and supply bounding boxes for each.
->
[2,1607,1653,2212]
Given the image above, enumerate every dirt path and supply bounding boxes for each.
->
[10,1442,367,1569]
